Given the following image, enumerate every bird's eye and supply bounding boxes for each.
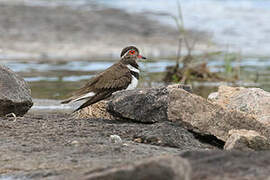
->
[129,50,135,55]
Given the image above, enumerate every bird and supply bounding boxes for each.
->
[61,46,146,112]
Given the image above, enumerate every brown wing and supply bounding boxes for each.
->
[61,62,132,104]
[94,63,132,90]
[73,63,132,111]
[74,90,112,112]
[61,76,99,104]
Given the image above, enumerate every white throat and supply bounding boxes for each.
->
[127,65,140,73]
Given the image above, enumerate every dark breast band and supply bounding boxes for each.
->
[130,71,139,80]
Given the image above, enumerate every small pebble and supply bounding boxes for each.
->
[71,140,80,146]
[110,135,122,144]
[133,138,142,143]
[122,143,128,147]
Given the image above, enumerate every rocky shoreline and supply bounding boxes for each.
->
[1,104,270,179]
[2,66,270,179]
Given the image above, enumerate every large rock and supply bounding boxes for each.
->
[107,87,168,123]
[107,84,192,123]
[0,65,33,116]
[168,85,270,150]
[85,155,191,180]
[167,86,270,144]
[208,85,270,124]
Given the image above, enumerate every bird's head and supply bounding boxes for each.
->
[120,46,146,61]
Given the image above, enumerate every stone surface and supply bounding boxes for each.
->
[208,85,270,124]
[181,150,270,180]
[0,65,33,116]
[132,121,213,150]
[224,129,270,151]
[0,113,211,179]
[107,84,192,123]
[107,87,168,123]
[167,86,270,143]
[85,155,191,180]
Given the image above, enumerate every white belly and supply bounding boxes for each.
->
[126,75,138,90]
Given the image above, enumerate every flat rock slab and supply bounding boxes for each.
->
[181,150,270,180]
[85,155,191,180]
[0,113,211,179]
[0,65,33,116]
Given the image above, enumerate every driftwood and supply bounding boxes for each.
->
[164,55,228,84]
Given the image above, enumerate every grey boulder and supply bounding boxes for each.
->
[107,84,192,123]
[0,65,33,116]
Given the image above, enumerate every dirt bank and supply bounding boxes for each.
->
[0,1,215,62]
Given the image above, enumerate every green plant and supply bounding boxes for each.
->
[172,74,179,83]
[224,53,233,76]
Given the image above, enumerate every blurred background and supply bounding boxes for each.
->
[0,0,270,109]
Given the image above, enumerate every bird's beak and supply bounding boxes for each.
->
[138,55,147,59]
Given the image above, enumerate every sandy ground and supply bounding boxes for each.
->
[0,0,217,62]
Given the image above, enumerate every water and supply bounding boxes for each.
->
[2,56,270,101]
[1,60,175,99]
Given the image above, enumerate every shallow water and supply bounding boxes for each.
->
[2,56,270,102]
[1,60,174,99]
